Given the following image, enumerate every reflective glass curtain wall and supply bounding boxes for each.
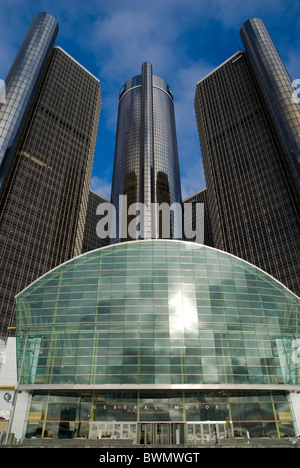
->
[25,390,295,440]
[111,63,182,242]
[0,12,58,175]
[15,241,300,441]
[0,46,101,335]
[15,241,300,387]
[240,18,300,197]
[195,50,300,297]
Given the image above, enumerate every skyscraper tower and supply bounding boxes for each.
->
[82,190,109,253]
[0,13,58,173]
[194,20,300,296]
[110,62,182,242]
[240,18,300,198]
[0,22,101,335]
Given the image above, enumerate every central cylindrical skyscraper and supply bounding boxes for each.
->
[111,62,182,243]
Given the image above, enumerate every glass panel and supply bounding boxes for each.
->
[122,424,129,439]
[216,423,225,439]
[144,424,153,444]
[187,424,194,444]
[130,424,137,441]
[113,424,121,439]
[25,422,44,439]
[202,424,210,443]
[194,424,202,443]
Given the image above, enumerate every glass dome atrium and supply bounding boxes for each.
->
[15,241,300,441]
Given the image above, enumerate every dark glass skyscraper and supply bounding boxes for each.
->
[0,13,58,172]
[183,188,213,246]
[0,24,101,335]
[111,62,182,242]
[82,190,109,253]
[194,19,300,297]
[240,18,300,197]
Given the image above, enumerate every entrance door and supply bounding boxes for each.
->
[138,423,185,445]
[89,422,226,444]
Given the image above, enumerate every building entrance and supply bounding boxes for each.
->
[88,421,227,444]
[138,423,185,445]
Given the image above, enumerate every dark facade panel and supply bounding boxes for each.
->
[82,190,109,253]
[183,188,213,246]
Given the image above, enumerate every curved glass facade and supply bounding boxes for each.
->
[0,13,58,171]
[111,63,182,242]
[16,240,300,387]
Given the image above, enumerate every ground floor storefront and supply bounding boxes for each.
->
[88,421,227,444]
[23,389,297,443]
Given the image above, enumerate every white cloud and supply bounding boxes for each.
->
[90,175,111,200]
[89,7,181,84]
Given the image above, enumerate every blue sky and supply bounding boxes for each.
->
[0,0,299,199]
